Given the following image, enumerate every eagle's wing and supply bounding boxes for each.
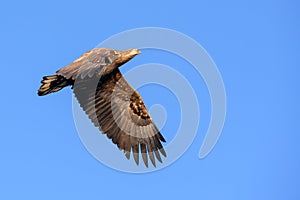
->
[73,69,166,167]
[56,48,120,79]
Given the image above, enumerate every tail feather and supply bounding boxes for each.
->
[38,75,72,96]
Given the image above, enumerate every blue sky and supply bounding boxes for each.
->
[1,0,299,199]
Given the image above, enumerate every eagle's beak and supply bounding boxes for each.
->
[126,49,141,57]
[135,49,141,54]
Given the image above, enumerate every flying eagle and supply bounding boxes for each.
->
[38,48,166,167]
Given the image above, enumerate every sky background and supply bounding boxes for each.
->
[1,0,299,199]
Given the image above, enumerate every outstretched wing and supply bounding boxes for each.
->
[73,69,166,167]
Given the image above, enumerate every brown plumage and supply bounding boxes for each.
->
[38,48,166,167]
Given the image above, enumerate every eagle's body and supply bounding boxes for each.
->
[38,48,166,167]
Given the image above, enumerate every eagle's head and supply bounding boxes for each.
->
[118,48,141,64]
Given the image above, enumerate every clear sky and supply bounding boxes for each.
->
[1,0,299,199]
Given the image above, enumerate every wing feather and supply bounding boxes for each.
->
[140,143,148,167]
[132,144,140,165]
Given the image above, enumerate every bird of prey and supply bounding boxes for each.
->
[38,48,166,167]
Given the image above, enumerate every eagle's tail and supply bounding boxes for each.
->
[38,75,72,96]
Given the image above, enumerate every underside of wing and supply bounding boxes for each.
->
[73,69,166,167]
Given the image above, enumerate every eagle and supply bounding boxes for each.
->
[38,48,166,167]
